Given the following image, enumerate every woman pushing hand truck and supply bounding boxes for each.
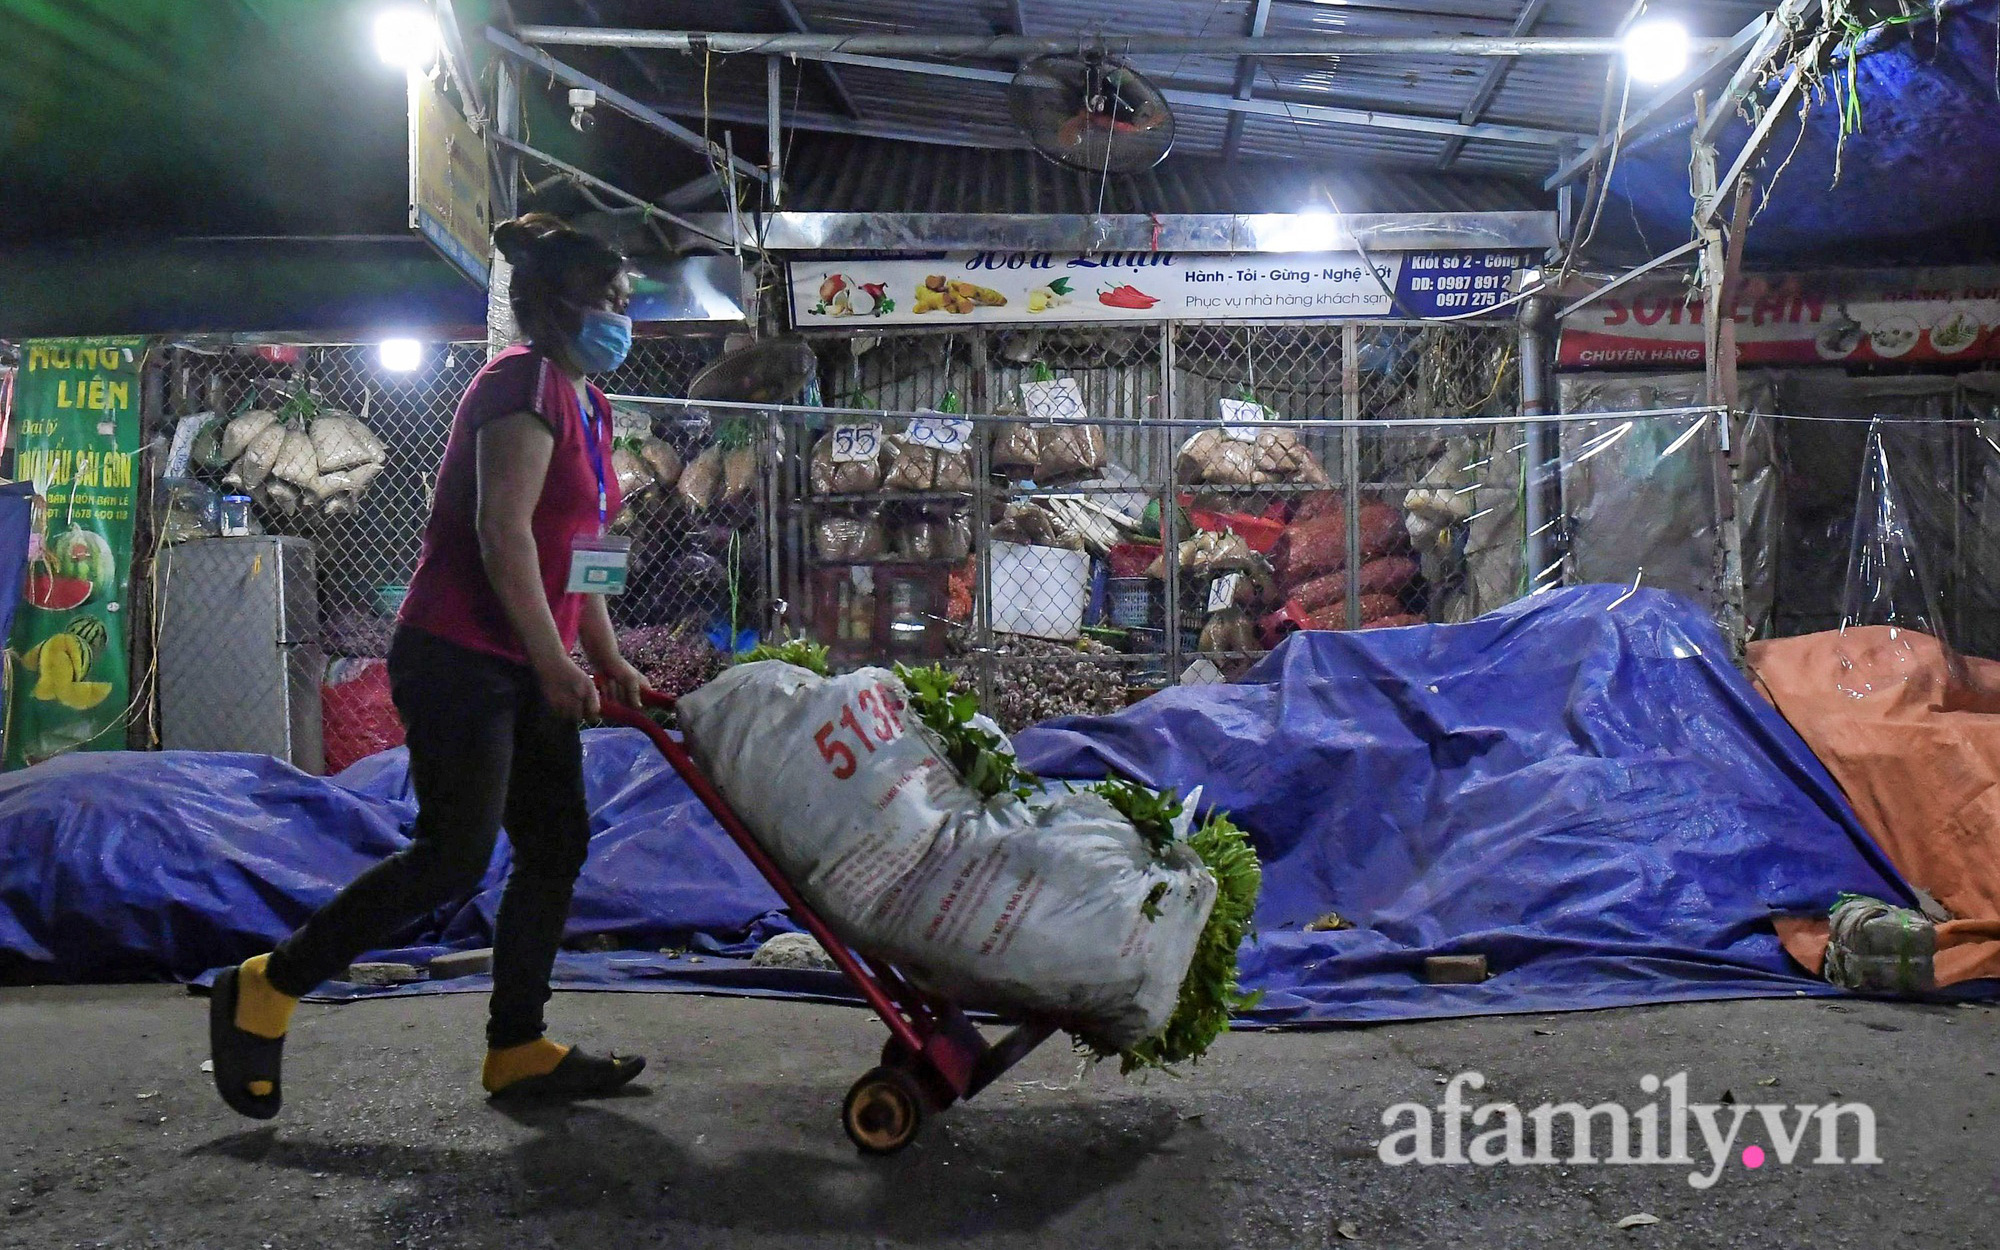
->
[211,214,655,1117]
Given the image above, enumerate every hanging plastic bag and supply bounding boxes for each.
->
[1024,364,1107,483]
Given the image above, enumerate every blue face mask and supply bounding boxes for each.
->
[568,308,632,374]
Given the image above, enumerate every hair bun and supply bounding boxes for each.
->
[492,213,565,267]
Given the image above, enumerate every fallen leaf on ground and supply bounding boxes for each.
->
[1335,1220,1359,1240]
[1617,1214,1660,1230]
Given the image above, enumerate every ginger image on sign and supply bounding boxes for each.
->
[913,275,1008,315]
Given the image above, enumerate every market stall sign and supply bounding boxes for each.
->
[791,251,1534,327]
[6,338,144,769]
[1558,269,2000,370]
[409,73,492,289]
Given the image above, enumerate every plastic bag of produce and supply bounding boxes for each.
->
[1292,556,1419,613]
[720,445,759,508]
[640,438,683,491]
[310,413,384,474]
[679,444,725,509]
[810,429,885,496]
[226,421,287,492]
[612,443,653,501]
[321,658,405,773]
[1036,423,1108,484]
[1198,608,1258,654]
[882,436,938,492]
[814,510,888,562]
[1276,504,1407,585]
[1254,427,1329,485]
[1304,594,1403,630]
[1176,429,1267,487]
[678,662,1218,1047]
[220,409,280,463]
[991,422,1040,476]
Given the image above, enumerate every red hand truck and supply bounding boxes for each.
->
[599,688,1059,1154]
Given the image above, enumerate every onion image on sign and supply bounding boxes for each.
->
[1868,315,1922,359]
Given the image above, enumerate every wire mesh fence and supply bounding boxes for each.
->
[143,323,2000,756]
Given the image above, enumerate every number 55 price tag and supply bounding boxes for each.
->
[830,423,883,463]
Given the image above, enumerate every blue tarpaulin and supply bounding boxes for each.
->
[0,586,1953,1023]
[1014,586,1924,1022]
[0,731,788,985]
[1604,2,2000,264]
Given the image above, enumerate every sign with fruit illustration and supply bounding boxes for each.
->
[790,250,1534,327]
[6,337,142,768]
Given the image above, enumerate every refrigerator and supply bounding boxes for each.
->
[159,536,325,773]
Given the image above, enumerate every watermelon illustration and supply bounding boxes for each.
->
[25,569,91,611]
[68,616,109,659]
[51,528,117,602]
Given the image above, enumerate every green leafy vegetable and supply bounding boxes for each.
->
[893,663,1039,802]
[1112,808,1263,1074]
[740,638,831,676]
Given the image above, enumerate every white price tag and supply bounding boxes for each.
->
[1220,398,1267,443]
[1208,572,1243,613]
[904,413,974,454]
[828,423,883,463]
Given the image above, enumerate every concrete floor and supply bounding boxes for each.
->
[1,985,1995,1249]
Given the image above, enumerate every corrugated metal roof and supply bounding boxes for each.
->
[774,133,1549,214]
[516,0,1771,189]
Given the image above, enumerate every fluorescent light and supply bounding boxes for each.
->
[379,339,424,372]
[1622,19,1691,85]
[374,7,439,71]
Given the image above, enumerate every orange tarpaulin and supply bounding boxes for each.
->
[1749,627,2000,985]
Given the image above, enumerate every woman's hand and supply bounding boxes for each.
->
[599,657,649,711]
[536,653,602,722]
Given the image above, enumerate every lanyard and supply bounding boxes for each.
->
[578,385,610,529]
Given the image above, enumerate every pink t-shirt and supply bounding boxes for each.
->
[398,346,623,666]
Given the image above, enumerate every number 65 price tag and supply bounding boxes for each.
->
[829,423,883,463]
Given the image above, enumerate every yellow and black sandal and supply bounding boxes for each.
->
[208,966,286,1120]
[487,1049,645,1102]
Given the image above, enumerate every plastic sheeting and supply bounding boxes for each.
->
[1770,376,2000,659]
[1558,374,1779,633]
[1013,585,1924,1023]
[0,731,788,983]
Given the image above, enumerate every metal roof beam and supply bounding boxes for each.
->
[1220,0,1274,163]
[772,0,864,118]
[1438,0,1548,170]
[430,0,485,122]
[514,26,1705,58]
[1695,0,1823,148]
[484,27,767,183]
[794,50,1588,147]
[655,96,1029,151]
[1544,13,1770,189]
[490,133,738,249]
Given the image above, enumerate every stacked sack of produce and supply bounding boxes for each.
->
[201,395,389,517]
[1263,492,1424,636]
[678,645,1260,1068]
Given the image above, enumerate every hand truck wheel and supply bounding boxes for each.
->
[842,1065,926,1155]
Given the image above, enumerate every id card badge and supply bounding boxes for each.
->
[566,535,632,595]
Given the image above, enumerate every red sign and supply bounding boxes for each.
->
[1558,268,2000,370]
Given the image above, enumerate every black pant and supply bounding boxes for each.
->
[266,627,592,1048]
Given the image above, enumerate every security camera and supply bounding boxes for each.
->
[569,88,597,132]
